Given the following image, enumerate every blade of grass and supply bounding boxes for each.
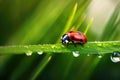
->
[109,16,120,40]
[62,3,78,34]
[101,3,120,40]
[74,14,86,30]
[84,17,94,35]
[74,0,92,23]
[31,54,52,80]
[0,41,120,55]
[10,56,37,80]
[80,56,100,80]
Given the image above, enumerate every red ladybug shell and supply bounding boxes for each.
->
[67,31,87,44]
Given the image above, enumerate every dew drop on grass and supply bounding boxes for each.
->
[37,51,43,55]
[98,54,102,58]
[87,53,90,56]
[51,45,55,49]
[26,51,32,56]
[97,43,102,46]
[24,46,29,48]
[110,51,120,63]
[73,51,80,57]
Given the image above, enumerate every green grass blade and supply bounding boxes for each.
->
[101,3,120,40]
[30,54,52,80]
[62,3,78,33]
[10,56,37,80]
[84,17,94,35]
[74,14,86,30]
[0,41,120,54]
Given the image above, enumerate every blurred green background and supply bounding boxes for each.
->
[0,0,120,80]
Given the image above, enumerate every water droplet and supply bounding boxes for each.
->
[73,51,80,57]
[97,43,102,46]
[37,51,43,55]
[110,51,120,63]
[24,46,28,48]
[98,54,102,58]
[87,54,90,56]
[51,45,55,49]
[26,51,32,56]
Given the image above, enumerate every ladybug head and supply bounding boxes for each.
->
[61,34,69,44]
[112,51,120,57]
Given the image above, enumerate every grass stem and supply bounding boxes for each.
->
[0,41,120,54]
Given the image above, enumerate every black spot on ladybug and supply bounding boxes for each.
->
[80,39,83,42]
[72,36,74,40]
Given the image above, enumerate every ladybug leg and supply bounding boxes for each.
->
[72,41,77,47]
[66,43,68,47]
[78,43,84,46]
[63,42,69,47]
[80,43,84,46]
[62,42,68,47]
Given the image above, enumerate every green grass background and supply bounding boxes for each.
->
[0,0,120,80]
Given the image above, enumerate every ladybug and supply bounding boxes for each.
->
[61,31,87,45]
